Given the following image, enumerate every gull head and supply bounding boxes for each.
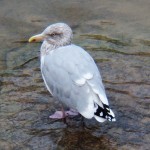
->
[29,23,73,47]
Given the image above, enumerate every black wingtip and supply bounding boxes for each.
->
[94,104,115,121]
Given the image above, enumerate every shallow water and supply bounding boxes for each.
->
[0,0,150,150]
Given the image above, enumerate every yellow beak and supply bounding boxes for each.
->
[28,34,44,43]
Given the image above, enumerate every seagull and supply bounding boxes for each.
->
[29,23,116,122]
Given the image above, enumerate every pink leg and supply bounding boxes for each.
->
[49,108,79,119]
[49,111,65,119]
[65,108,79,116]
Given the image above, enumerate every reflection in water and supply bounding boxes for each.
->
[58,129,116,150]
[0,0,150,149]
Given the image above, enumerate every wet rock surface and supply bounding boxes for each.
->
[0,0,150,150]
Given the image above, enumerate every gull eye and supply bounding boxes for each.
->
[51,33,56,36]
[46,33,56,37]
[46,32,61,38]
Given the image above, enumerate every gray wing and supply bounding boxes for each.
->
[41,45,109,118]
